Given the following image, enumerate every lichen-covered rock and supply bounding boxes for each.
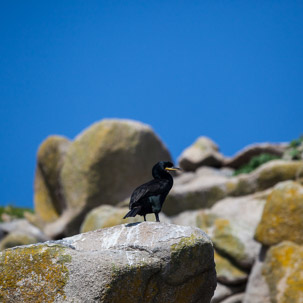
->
[206,217,260,269]
[224,143,287,169]
[80,204,170,233]
[0,232,38,251]
[0,244,71,302]
[214,251,247,285]
[40,119,171,238]
[263,241,303,303]
[0,223,216,303]
[255,181,303,246]
[231,160,303,196]
[163,160,299,216]
[34,135,71,223]
[178,136,225,171]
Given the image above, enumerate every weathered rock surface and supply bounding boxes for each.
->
[214,251,247,285]
[224,143,287,169]
[220,293,245,303]
[0,219,48,242]
[164,160,301,216]
[163,172,232,215]
[255,181,303,246]
[0,223,216,303]
[207,217,260,270]
[0,219,49,250]
[34,135,71,223]
[178,137,225,171]
[0,232,37,251]
[243,247,271,303]
[262,241,303,303]
[80,204,170,233]
[36,119,171,238]
[231,160,303,196]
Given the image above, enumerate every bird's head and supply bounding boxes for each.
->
[152,161,181,178]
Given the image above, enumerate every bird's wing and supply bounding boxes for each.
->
[129,179,169,209]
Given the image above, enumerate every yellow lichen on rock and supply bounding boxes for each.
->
[0,244,71,303]
[262,241,303,303]
[255,181,303,246]
[34,135,70,223]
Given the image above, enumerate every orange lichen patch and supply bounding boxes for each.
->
[0,244,71,303]
[255,181,303,246]
[263,241,303,303]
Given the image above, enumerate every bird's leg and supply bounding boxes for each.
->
[143,215,146,221]
[155,213,160,222]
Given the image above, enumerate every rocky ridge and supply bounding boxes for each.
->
[1,119,303,303]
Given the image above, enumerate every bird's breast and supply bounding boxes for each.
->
[148,195,162,213]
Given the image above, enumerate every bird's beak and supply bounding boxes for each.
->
[165,167,182,171]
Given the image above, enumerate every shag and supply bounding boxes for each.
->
[123,161,180,222]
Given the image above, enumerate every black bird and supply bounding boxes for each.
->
[123,161,180,222]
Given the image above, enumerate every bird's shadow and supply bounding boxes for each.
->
[125,222,143,228]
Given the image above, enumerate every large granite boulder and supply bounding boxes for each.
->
[34,135,71,224]
[255,181,303,246]
[0,222,216,303]
[35,119,171,238]
[178,137,225,171]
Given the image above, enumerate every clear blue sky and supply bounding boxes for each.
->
[1,1,302,208]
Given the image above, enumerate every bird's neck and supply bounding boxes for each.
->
[153,170,173,182]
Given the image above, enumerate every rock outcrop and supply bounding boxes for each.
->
[224,143,287,169]
[178,137,225,171]
[255,181,303,246]
[164,160,303,215]
[0,223,216,303]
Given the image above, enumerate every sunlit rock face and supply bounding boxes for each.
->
[0,222,216,303]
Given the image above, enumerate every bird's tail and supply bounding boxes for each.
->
[123,208,140,219]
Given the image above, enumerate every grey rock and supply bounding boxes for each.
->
[163,173,230,215]
[211,284,245,303]
[221,293,245,303]
[0,219,48,242]
[224,143,287,169]
[243,247,270,303]
[0,222,216,303]
[179,137,225,171]
[211,283,234,303]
